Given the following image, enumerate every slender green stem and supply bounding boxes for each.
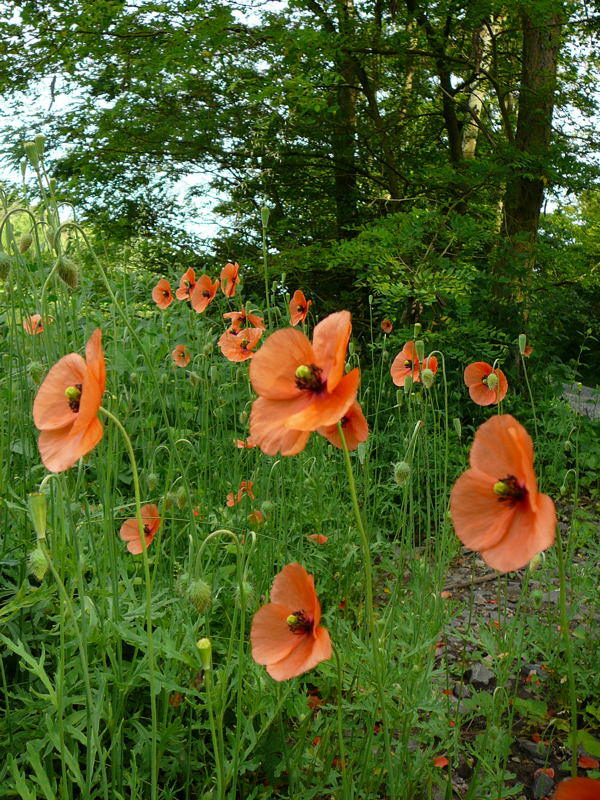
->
[260,216,272,328]
[98,406,158,800]
[334,648,350,800]
[555,526,578,776]
[337,423,395,796]
[520,354,539,441]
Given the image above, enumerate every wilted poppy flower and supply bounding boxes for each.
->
[33,328,105,473]
[220,262,240,298]
[579,757,600,769]
[235,438,255,448]
[390,341,438,387]
[249,311,360,456]
[226,480,255,507]
[289,290,312,326]
[119,503,161,554]
[251,562,332,681]
[433,757,449,768]
[554,777,600,800]
[309,534,328,544]
[175,268,196,301]
[523,345,533,357]
[317,401,368,450]
[464,362,508,406]
[218,327,263,362]
[381,319,393,334]
[23,314,51,334]
[224,305,265,331]
[190,274,219,312]
[248,509,265,526]
[172,345,190,368]
[450,415,556,573]
[152,279,174,309]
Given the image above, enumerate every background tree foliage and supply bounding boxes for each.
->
[1,0,599,371]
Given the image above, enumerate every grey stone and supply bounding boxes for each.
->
[469,663,495,687]
[533,771,555,799]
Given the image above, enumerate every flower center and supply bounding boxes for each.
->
[482,373,499,390]
[286,610,314,634]
[163,290,170,298]
[143,523,151,535]
[404,359,412,369]
[65,384,83,412]
[493,475,526,506]
[295,364,325,392]
[203,290,210,297]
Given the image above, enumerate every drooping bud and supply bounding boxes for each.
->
[28,492,47,540]
[394,461,411,486]
[20,159,27,181]
[518,334,527,355]
[19,233,33,254]
[23,140,39,167]
[485,372,499,391]
[45,229,56,250]
[453,418,462,440]
[295,365,312,381]
[34,134,45,156]
[415,340,425,362]
[187,579,212,613]
[147,472,160,491]
[0,253,12,280]
[28,547,49,581]
[260,206,270,227]
[202,341,214,356]
[27,361,45,384]
[421,368,435,389]
[56,255,79,290]
[261,500,275,516]
[528,553,542,572]
[196,637,212,670]
[235,580,256,609]
[176,485,188,510]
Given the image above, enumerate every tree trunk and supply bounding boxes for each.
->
[462,19,499,159]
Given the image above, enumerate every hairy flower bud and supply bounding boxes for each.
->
[421,368,435,389]
[453,418,462,440]
[28,492,47,540]
[403,375,413,395]
[394,461,411,486]
[235,580,256,609]
[260,206,270,227]
[23,140,39,167]
[28,546,49,581]
[0,253,13,280]
[147,472,160,491]
[56,255,79,290]
[187,579,212,613]
[413,322,422,338]
[19,233,33,254]
[176,485,188,510]
[34,134,45,156]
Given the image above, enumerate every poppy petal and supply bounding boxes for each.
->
[270,562,318,617]
[250,329,315,401]
[38,417,104,473]
[553,777,600,800]
[311,310,352,392]
[266,625,332,681]
[470,415,534,486]
[250,602,300,665]
[33,353,88,430]
[285,368,360,431]
[450,468,515,552]
[464,362,490,387]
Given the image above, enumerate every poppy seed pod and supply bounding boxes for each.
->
[28,546,49,581]
[260,206,270,227]
[413,322,422,338]
[403,375,413,395]
[34,134,45,155]
[196,637,212,670]
[421,368,435,389]
[394,461,411,486]
[19,233,33,254]
[187,579,212,613]
[415,340,425,361]
[453,418,462,440]
[518,334,527,355]
[56,255,79,290]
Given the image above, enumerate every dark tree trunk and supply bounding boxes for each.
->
[332,60,358,239]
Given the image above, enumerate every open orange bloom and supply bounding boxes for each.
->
[381,319,393,334]
[175,268,196,301]
[554,778,600,800]
[289,290,312,326]
[172,345,190,367]
[119,504,161,554]
[226,480,255,507]
[218,327,263,362]
[223,305,265,331]
[464,362,508,406]
[390,341,438,387]
[23,314,51,334]
[152,279,174,309]
[450,415,556,573]
[220,262,240,298]
[33,329,105,473]
[317,401,368,450]
[190,274,219,313]
[251,563,332,681]
[249,311,360,456]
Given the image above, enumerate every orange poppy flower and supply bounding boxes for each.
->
[523,345,533,357]
[249,311,360,456]
[172,345,190,368]
[248,509,265,526]
[309,534,328,543]
[175,268,196,301]
[554,778,600,800]
[250,562,332,681]
[190,274,219,313]
[390,341,438,387]
[289,290,312,326]
[235,438,255,448]
[381,319,393,334]
[23,314,51,334]
[218,327,263,362]
[32,328,105,473]
[464,362,508,406]
[223,305,265,331]
[317,400,368,450]
[226,480,255,507]
[450,415,556,573]
[152,279,174,309]
[220,261,240,298]
[119,503,161,554]
[433,756,449,768]
[579,757,600,770]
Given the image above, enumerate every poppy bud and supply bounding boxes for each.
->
[349,341,355,356]
[563,440,572,453]
[0,253,13,280]
[56,255,79,290]
[261,500,275,515]
[260,206,270,227]
[147,472,160,491]
[20,159,27,180]
[28,546,49,581]
[415,340,425,361]
[235,580,256,609]
[164,492,177,510]
[394,461,411,486]
[421,368,435,389]
[403,375,413,395]
[518,334,527,355]
[19,233,33,254]
[248,509,265,526]
[202,341,214,356]
[413,323,422,338]
[189,371,200,386]
[395,390,403,408]
[453,418,462,440]
[239,410,248,424]
[28,492,48,540]
[528,553,543,571]
[24,140,39,167]
[176,485,188,510]
[187,579,212,613]
[49,177,57,193]
[27,360,45,384]
[196,637,212,670]
[45,229,56,250]
[210,366,218,384]
[34,134,45,156]
[485,372,499,391]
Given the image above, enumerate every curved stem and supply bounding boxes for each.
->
[98,406,158,800]
[555,526,578,777]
